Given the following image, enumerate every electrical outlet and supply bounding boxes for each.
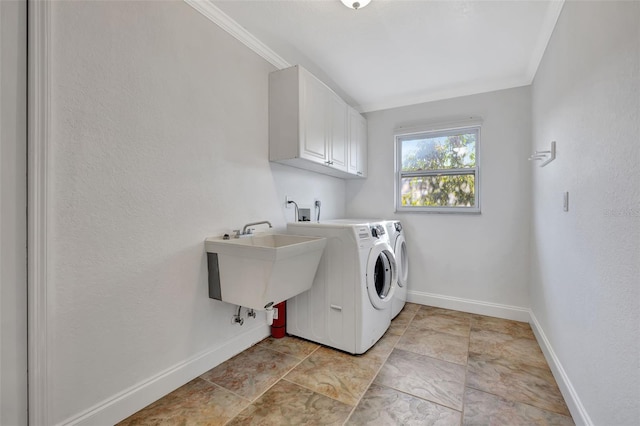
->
[285,195,291,208]
[563,191,569,212]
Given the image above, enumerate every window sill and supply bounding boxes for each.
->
[395,207,481,215]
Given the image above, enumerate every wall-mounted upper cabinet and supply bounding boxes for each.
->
[269,65,366,179]
[348,106,367,178]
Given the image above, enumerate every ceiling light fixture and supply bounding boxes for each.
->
[341,0,371,10]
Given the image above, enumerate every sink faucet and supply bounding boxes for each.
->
[240,220,273,237]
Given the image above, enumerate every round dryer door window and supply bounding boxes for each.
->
[395,235,409,288]
[366,242,397,309]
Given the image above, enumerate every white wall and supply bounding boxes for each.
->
[530,2,640,425]
[42,2,345,424]
[272,163,345,223]
[346,87,532,319]
[0,0,28,424]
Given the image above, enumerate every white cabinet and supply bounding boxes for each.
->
[269,65,363,179]
[327,92,348,171]
[348,107,367,178]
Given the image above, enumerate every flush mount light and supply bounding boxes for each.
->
[341,0,371,10]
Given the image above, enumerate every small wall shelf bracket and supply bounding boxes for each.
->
[529,141,556,167]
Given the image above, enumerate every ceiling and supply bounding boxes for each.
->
[198,0,564,112]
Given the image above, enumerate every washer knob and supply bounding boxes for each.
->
[371,224,385,238]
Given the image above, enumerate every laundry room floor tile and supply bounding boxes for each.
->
[388,305,419,335]
[199,344,301,401]
[466,352,571,416]
[462,387,574,425]
[227,379,353,426]
[257,335,320,360]
[469,328,547,369]
[284,346,378,406]
[421,305,475,320]
[396,327,469,365]
[410,308,471,337]
[346,382,461,426]
[117,377,249,425]
[355,329,401,366]
[374,348,466,411]
[120,306,574,425]
[470,315,536,339]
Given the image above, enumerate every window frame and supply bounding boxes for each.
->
[394,123,481,214]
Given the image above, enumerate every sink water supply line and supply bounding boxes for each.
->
[287,200,299,222]
[233,306,256,326]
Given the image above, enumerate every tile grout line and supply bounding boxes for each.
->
[342,306,421,424]
[465,320,574,421]
[463,383,574,419]
[221,340,322,425]
[461,329,472,425]
[374,307,471,419]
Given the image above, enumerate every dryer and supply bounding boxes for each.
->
[385,220,409,319]
[286,220,397,354]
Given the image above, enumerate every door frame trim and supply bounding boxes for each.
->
[28,0,51,423]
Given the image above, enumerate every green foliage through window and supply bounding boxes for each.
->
[396,126,480,212]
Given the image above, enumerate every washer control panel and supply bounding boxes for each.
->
[370,224,386,239]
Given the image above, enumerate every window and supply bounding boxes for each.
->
[395,125,480,213]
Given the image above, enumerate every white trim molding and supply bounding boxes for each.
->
[407,291,592,425]
[529,312,594,426]
[28,0,51,424]
[61,325,270,426]
[183,0,290,70]
[407,290,531,322]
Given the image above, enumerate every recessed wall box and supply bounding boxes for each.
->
[298,208,311,221]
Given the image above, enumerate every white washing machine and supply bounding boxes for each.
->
[385,220,409,319]
[286,220,397,354]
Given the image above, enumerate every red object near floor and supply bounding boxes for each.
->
[271,301,286,338]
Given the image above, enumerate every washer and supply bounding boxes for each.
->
[286,220,397,354]
[385,220,409,318]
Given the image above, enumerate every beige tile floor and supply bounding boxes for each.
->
[118,303,574,425]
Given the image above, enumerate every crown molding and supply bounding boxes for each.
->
[184,0,290,70]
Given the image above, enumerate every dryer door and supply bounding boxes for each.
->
[394,234,408,288]
[366,242,397,309]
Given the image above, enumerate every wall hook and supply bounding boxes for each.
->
[529,141,556,167]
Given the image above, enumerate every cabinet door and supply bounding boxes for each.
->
[348,108,367,177]
[356,114,368,177]
[300,71,328,163]
[328,93,348,171]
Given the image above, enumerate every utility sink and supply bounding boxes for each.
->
[205,233,326,311]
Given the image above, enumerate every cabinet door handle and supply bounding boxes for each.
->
[325,161,334,165]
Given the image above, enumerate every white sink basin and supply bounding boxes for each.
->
[205,233,326,311]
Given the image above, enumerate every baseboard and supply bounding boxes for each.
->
[407,290,531,322]
[60,324,270,426]
[529,312,593,426]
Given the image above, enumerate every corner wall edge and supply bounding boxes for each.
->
[529,311,594,426]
